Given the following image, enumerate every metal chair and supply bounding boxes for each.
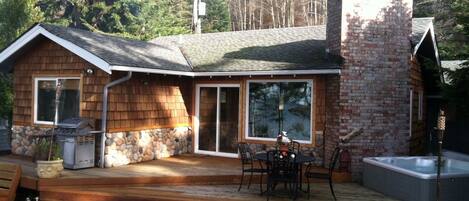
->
[238,142,268,192]
[290,140,301,154]
[304,147,340,200]
[266,150,299,201]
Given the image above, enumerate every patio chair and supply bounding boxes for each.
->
[290,141,301,154]
[266,150,299,201]
[238,142,268,192]
[304,146,340,201]
[0,162,22,201]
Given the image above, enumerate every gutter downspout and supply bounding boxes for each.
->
[100,71,132,168]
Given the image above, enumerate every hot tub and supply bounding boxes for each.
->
[363,156,469,201]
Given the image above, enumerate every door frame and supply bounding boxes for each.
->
[195,83,241,158]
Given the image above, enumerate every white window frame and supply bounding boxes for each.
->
[245,79,314,144]
[34,77,80,125]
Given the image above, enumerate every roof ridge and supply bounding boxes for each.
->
[39,23,153,44]
[151,25,326,41]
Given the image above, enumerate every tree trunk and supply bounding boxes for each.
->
[270,0,276,28]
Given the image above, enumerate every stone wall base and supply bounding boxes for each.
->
[11,125,50,156]
[104,127,192,167]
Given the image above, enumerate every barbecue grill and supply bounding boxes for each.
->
[56,118,96,169]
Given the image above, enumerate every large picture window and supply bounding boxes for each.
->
[34,77,80,125]
[246,80,313,143]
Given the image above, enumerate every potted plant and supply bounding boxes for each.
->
[35,81,64,178]
[35,138,63,178]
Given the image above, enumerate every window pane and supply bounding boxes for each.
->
[248,82,281,139]
[198,87,217,151]
[219,87,239,153]
[37,80,56,122]
[58,79,80,123]
[248,81,311,141]
[281,82,311,141]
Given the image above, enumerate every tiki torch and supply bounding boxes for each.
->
[436,109,446,201]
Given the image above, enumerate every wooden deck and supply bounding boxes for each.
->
[40,183,397,201]
[0,154,394,201]
[0,154,245,190]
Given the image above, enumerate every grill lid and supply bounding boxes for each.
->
[57,118,94,129]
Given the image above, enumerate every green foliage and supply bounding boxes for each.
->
[434,0,468,60]
[202,0,231,33]
[37,0,192,40]
[0,73,13,121]
[34,138,62,161]
[0,0,43,48]
[443,62,469,118]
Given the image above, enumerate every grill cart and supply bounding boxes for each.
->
[56,118,96,169]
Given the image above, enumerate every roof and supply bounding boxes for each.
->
[441,60,467,71]
[0,23,190,74]
[411,17,434,46]
[442,60,467,84]
[0,19,437,76]
[151,25,339,72]
[41,24,192,72]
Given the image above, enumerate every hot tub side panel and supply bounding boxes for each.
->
[364,162,469,201]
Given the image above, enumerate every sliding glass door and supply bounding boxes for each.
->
[196,84,239,157]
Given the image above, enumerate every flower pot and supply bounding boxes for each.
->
[36,159,64,178]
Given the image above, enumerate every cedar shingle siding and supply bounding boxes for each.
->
[13,39,109,126]
[12,38,193,132]
[106,73,193,132]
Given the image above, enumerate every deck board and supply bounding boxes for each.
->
[41,184,397,201]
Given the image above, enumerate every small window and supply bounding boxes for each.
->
[418,91,423,121]
[246,80,313,143]
[34,77,80,125]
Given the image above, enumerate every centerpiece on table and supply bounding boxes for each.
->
[35,81,64,178]
[276,131,292,157]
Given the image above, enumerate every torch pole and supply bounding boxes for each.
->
[436,129,443,201]
[436,109,446,201]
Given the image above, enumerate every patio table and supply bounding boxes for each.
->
[254,152,315,193]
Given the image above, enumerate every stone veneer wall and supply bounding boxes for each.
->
[104,127,192,167]
[325,0,413,178]
[11,125,51,156]
[10,125,192,167]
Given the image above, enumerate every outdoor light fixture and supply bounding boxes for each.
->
[85,68,94,75]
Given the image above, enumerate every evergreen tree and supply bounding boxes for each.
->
[0,0,43,48]
[202,0,231,33]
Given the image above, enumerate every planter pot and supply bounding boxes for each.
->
[36,159,64,178]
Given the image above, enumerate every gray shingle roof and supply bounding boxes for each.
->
[3,21,434,74]
[151,25,339,72]
[441,60,467,71]
[40,24,191,72]
[442,60,467,84]
[412,17,434,45]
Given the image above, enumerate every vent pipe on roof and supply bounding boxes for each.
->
[99,71,133,168]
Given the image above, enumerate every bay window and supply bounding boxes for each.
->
[34,77,80,125]
[246,80,313,143]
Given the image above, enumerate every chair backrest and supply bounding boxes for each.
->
[267,150,297,177]
[238,142,253,165]
[0,162,21,201]
[290,141,301,154]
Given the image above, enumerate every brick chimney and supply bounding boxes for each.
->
[325,0,413,178]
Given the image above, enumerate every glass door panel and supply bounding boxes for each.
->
[218,87,239,153]
[198,87,218,152]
